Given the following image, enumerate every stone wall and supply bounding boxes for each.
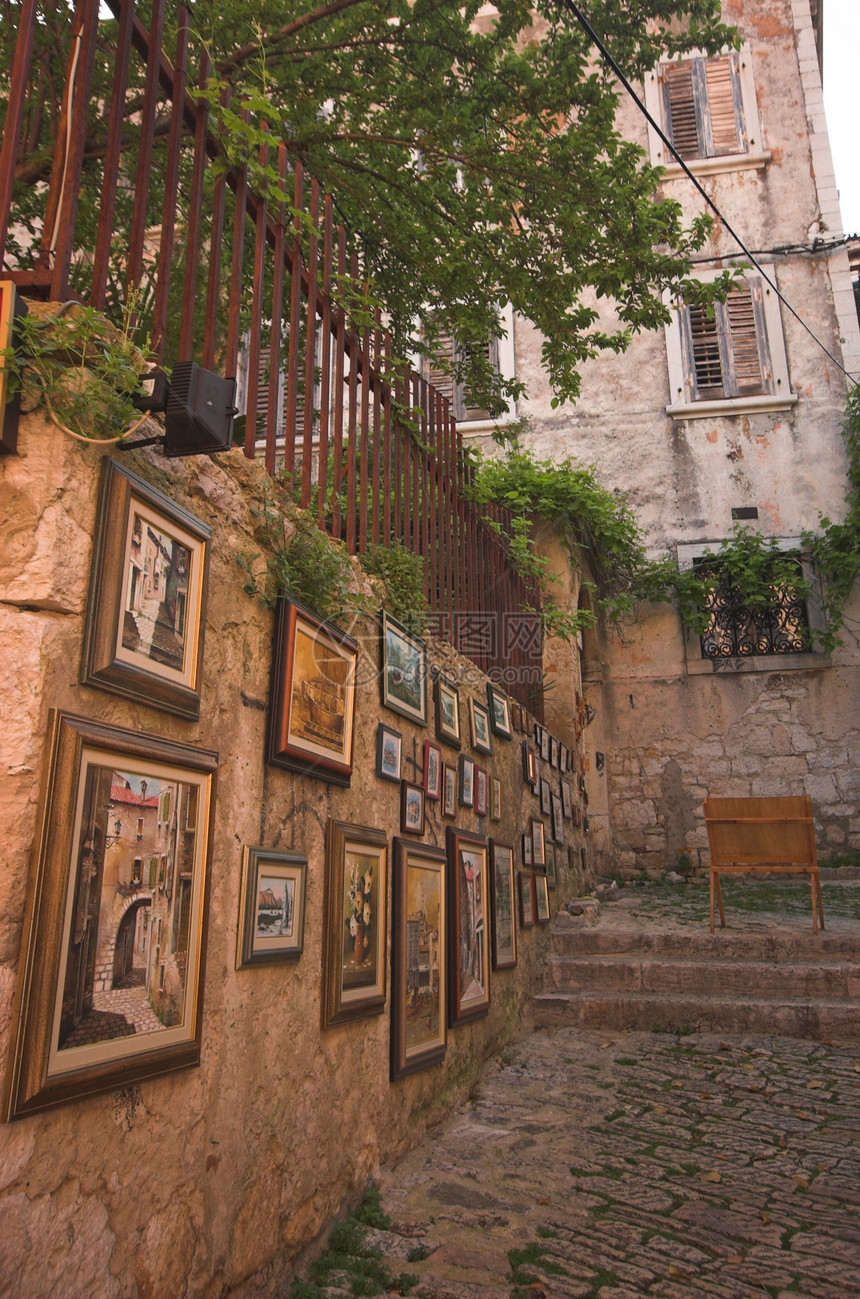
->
[0,410,586,1297]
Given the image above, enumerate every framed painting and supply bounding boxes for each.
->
[474,765,488,817]
[237,849,307,967]
[322,820,388,1027]
[540,777,552,816]
[3,712,216,1121]
[518,871,537,927]
[550,736,559,769]
[390,839,447,1081]
[423,740,443,801]
[442,763,457,819]
[551,793,565,844]
[380,612,427,725]
[268,599,357,786]
[81,459,210,720]
[434,674,461,748]
[545,841,559,890]
[522,740,538,790]
[561,778,573,820]
[561,745,570,774]
[539,727,550,763]
[490,777,502,822]
[522,832,533,867]
[531,818,546,868]
[469,699,493,754]
[376,723,402,783]
[535,872,551,923]
[401,782,426,836]
[489,840,517,970]
[459,754,474,808]
[486,684,512,740]
[446,828,491,1026]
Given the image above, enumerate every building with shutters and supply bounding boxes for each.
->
[464,0,860,875]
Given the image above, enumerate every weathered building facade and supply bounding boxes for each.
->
[479,0,860,874]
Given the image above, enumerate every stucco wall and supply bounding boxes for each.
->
[0,410,583,1298]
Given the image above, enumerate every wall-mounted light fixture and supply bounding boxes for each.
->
[122,363,237,456]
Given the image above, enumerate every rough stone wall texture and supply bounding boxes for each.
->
[482,0,860,876]
[0,411,581,1298]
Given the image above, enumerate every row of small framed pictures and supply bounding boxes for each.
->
[377,726,502,827]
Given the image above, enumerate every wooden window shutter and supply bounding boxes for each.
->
[680,279,771,402]
[662,53,745,161]
[687,304,724,397]
[723,283,769,396]
[424,330,464,420]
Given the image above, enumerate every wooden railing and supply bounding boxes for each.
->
[1,0,543,710]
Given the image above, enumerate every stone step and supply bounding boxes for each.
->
[552,921,856,961]
[531,990,860,1043]
[547,954,860,999]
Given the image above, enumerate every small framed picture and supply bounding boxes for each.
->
[401,782,426,835]
[469,699,493,754]
[268,599,358,786]
[434,674,461,748]
[442,763,457,818]
[551,793,565,844]
[518,871,537,927]
[490,777,502,822]
[381,612,427,725]
[81,459,210,720]
[237,849,307,967]
[545,841,559,890]
[540,777,552,815]
[539,728,550,763]
[423,740,443,800]
[376,723,402,783]
[531,818,546,868]
[522,740,538,790]
[550,736,559,769]
[535,872,551,923]
[322,819,388,1027]
[474,765,488,816]
[560,745,570,773]
[390,839,447,1080]
[561,778,573,820]
[489,840,517,970]
[486,684,512,740]
[522,832,533,867]
[459,754,474,807]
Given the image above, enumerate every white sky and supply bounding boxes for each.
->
[823,0,860,236]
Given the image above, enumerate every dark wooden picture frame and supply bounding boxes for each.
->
[531,818,546,868]
[268,599,358,786]
[459,754,474,807]
[390,839,447,1080]
[469,698,493,754]
[474,764,489,816]
[401,782,426,835]
[423,739,443,800]
[489,840,518,970]
[446,827,491,1026]
[81,459,210,720]
[322,819,388,1027]
[442,763,457,818]
[4,712,217,1121]
[237,848,307,967]
[376,723,403,783]
[380,612,427,725]
[486,683,512,739]
[434,674,461,748]
[518,870,537,927]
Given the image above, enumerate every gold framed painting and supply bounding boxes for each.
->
[81,459,210,720]
[4,712,216,1121]
[390,839,447,1080]
[489,839,517,970]
[268,599,358,786]
[322,819,388,1027]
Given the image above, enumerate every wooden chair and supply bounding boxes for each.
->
[703,795,825,934]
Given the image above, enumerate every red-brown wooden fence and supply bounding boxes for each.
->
[1,0,543,711]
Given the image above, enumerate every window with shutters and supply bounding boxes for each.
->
[644,44,770,176]
[419,304,517,431]
[677,540,828,675]
[664,265,797,419]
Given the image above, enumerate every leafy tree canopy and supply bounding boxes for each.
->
[7,0,735,406]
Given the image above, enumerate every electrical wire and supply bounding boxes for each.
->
[557,0,858,383]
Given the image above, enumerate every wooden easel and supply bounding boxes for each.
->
[703,795,825,934]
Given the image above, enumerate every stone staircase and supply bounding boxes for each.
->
[532,918,860,1043]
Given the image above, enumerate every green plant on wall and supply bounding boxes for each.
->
[359,542,428,632]
[5,300,151,443]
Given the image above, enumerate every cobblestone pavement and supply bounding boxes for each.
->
[372,1025,860,1298]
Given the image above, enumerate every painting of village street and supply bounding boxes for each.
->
[403,861,444,1056]
[55,759,202,1059]
[120,505,194,679]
